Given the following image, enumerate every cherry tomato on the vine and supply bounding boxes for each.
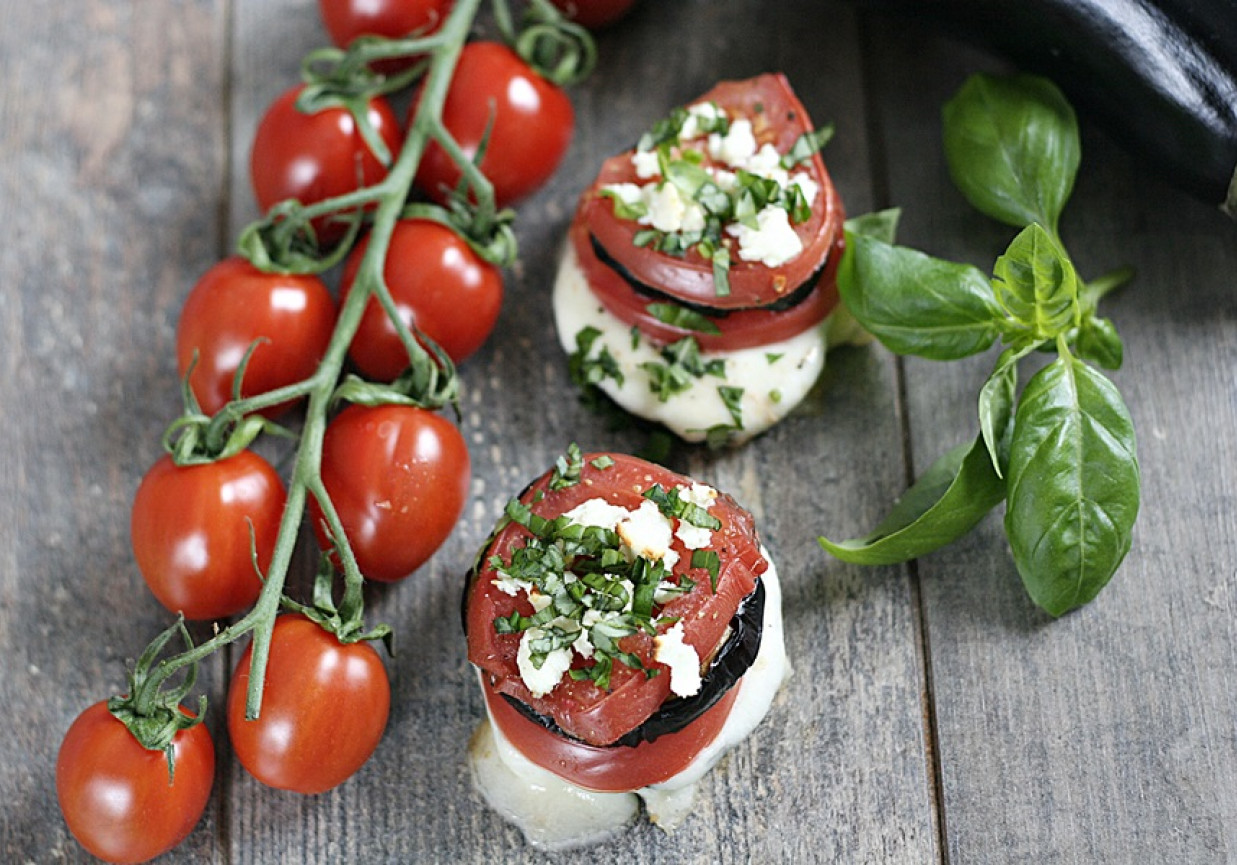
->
[250,84,404,245]
[227,615,390,794]
[176,256,336,417]
[131,451,285,621]
[319,0,453,75]
[550,0,640,29]
[341,219,503,377]
[414,41,574,207]
[57,701,214,864]
[311,404,469,582]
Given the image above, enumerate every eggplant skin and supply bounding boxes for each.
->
[853,0,1237,214]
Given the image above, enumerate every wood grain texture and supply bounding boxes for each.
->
[4,0,1234,863]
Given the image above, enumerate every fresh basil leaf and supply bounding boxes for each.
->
[844,208,901,244]
[978,345,1032,477]
[1004,356,1140,616]
[992,223,1081,341]
[838,231,1003,360]
[1073,315,1124,370]
[819,436,1006,565]
[645,302,722,335]
[942,73,1080,233]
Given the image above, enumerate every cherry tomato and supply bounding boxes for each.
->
[414,42,574,207]
[319,0,453,75]
[341,219,503,377]
[250,84,403,245]
[176,256,336,417]
[483,676,738,791]
[466,453,766,746]
[57,701,214,864]
[131,451,285,621]
[313,404,470,582]
[549,0,640,29]
[227,615,390,794]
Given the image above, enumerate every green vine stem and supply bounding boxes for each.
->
[124,0,502,728]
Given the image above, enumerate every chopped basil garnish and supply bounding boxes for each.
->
[691,549,722,593]
[640,336,726,402]
[589,455,615,470]
[643,484,722,531]
[549,443,585,491]
[780,123,835,169]
[646,302,722,335]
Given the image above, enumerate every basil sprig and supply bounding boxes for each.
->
[821,73,1139,616]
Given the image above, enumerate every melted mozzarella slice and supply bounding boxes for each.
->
[468,548,790,848]
[552,245,826,444]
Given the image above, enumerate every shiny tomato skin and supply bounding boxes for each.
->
[341,219,503,377]
[484,677,737,792]
[227,615,390,794]
[319,0,453,75]
[131,452,285,621]
[414,42,574,207]
[176,256,336,417]
[580,73,844,314]
[466,453,767,746]
[314,404,470,582]
[57,701,214,864]
[250,84,403,245]
[549,0,640,29]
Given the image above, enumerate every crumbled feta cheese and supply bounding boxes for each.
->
[642,183,688,233]
[726,205,804,267]
[492,575,533,597]
[563,498,630,531]
[631,150,661,180]
[679,101,725,141]
[517,629,574,698]
[617,499,675,563]
[744,142,782,176]
[673,483,718,549]
[711,168,738,191]
[680,483,718,509]
[708,118,757,166]
[653,622,702,697]
[601,182,643,208]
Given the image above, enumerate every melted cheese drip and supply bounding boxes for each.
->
[552,244,827,444]
[468,548,790,850]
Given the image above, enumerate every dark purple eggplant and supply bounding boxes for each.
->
[852,0,1237,217]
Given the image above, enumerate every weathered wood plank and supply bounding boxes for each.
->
[0,0,231,861]
[865,19,1237,864]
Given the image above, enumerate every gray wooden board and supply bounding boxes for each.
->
[2,0,1234,863]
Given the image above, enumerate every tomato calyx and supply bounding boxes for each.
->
[280,556,394,653]
[106,617,207,779]
[494,0,596,86]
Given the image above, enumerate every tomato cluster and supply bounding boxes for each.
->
[56,0,641,860]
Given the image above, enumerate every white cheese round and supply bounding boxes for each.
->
[468,548,790,848]
[552,244,827,444]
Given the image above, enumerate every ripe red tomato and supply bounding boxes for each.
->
[414,42,574,207]
[341,219,503,377]
[57,701,214,864]
[250,84,404,245]
[312,404,470,582]
[549,0,640,29]
[227,615,390,794]
[319,0,453,75]
[176,256,336,417]
[131,451,285,621]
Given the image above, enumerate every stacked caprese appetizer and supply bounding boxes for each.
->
[463,448,789,848]
[554,74,861,445]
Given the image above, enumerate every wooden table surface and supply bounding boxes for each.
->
[4,1,1236,862]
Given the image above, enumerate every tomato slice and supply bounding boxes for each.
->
[578,73,844,315]
[465,453,767,747]
[483,674,739,792]
[569,210,844,351]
